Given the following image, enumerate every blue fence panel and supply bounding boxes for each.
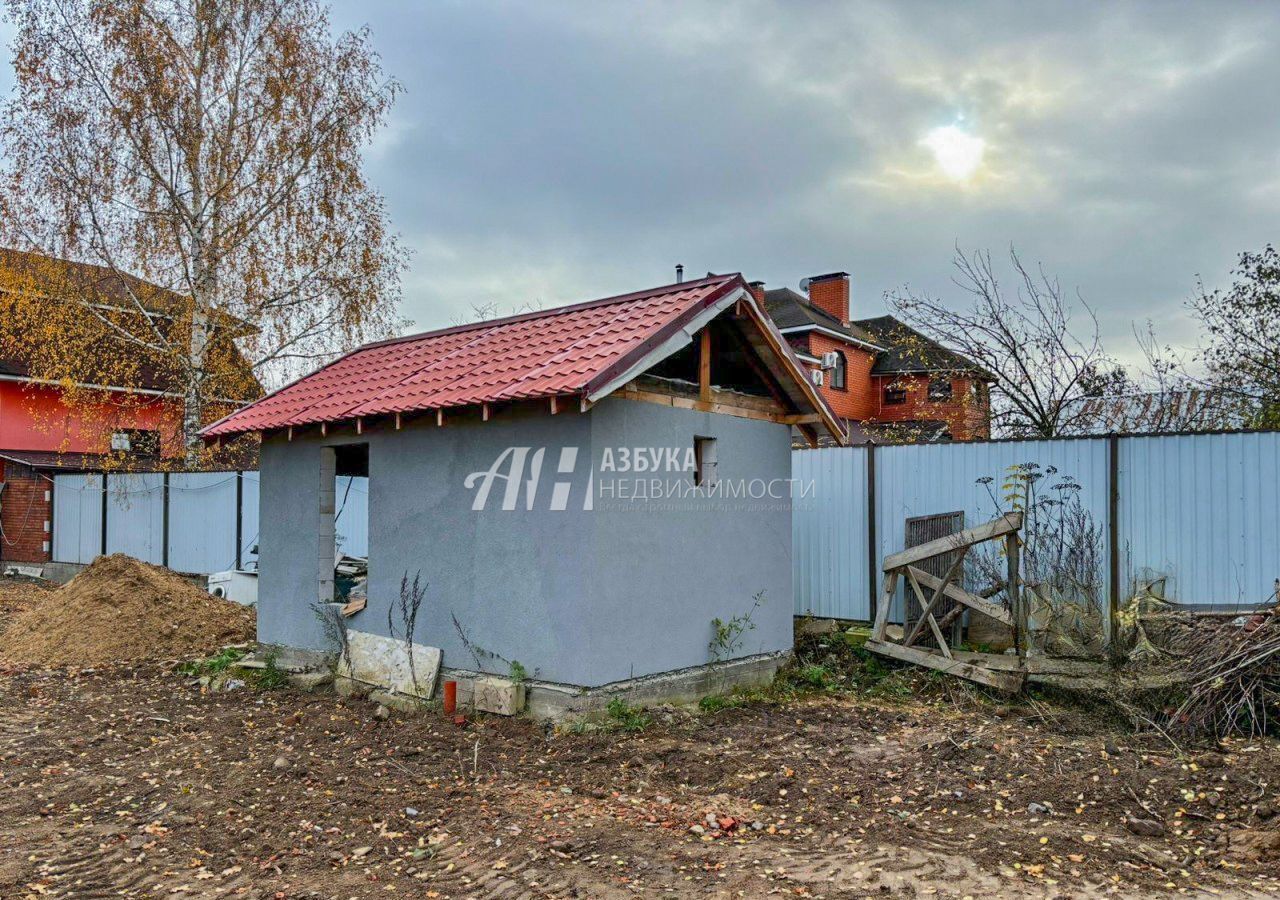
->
[167,472,240,574]
[241,471,260,569]
[104,473,166,565]
[794,431,1280,624]
[334,475,368,558]
[51,473,103,564]
[1119,432,1280,608]
[792,447,869,620]
[873,438,1111,621]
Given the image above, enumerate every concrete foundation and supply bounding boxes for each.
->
[473,676,526,715]
[40,561,85,584]
[442,650,788,721]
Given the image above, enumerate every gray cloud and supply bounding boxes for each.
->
[334,0,1279,366]
[5,2,1277,367]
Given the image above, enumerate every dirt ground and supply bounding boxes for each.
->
[2,657,1280,900]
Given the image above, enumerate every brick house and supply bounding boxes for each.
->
[0,249,258,566]
[757,272,993,443]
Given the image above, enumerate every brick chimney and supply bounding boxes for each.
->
[807,272,850,324]
[747,280,766,304]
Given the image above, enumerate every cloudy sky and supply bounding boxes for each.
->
[5,2,1279,364]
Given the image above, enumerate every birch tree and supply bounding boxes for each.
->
[0,0,406,460]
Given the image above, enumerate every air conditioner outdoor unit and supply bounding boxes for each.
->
[811,369,825,386]
[821,351,840,369]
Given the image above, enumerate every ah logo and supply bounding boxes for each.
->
[464,447,592,511]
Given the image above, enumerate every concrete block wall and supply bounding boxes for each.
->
[256,397,796,691]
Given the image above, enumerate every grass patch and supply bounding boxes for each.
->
[605,697,651,732]
[181,646,290,691]
[244,650,289,690]
[698,693,748,713]
[694,628,922,715]
[179,645,247,677]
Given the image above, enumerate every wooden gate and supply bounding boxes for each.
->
[868,512,1026,692]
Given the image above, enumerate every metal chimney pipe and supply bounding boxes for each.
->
[675,264,684,283]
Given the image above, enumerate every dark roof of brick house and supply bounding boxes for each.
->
[852,316,993,379]
[763,285,992,379]
[0,349,176,394]
[763,288,883,348]
[0,248,260,399]
[0,248,250,326]
[791,418,954,449]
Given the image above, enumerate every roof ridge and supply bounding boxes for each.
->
[361,272,738,352]
[493,293,679,402]
[196,272,840,442]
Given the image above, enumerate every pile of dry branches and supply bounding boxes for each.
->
[1158,609,1280,738]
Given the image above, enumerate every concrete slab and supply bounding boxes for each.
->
[337,629,441,700]
[368,688,431,714]
[796,618,840,636]
[286,670,334,692]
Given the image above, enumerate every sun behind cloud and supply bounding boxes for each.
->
[920,125,985,181]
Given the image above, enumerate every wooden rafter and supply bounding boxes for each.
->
[698,327,712,403]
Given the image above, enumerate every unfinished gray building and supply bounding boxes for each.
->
[203,273,846,714]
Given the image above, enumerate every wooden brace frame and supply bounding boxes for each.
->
[869,512,1025,693]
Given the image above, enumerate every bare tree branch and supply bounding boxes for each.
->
[886,245,1117,438]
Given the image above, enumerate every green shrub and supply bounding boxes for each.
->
[246,650,288,690]
[796,663,833,687]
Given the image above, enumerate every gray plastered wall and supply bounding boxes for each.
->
[255,395,794,688]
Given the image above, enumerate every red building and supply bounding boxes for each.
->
[0,375,184,564]
[759,272,993,443]
[0,251,256,565]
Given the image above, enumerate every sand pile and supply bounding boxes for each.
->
[0,576,55,622]
[0,554,255,667]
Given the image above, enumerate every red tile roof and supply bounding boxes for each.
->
[203,274,755,438]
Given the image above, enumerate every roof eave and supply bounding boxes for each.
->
[580,284,846,445]
[583,277,746,402]
[778,323,885,353]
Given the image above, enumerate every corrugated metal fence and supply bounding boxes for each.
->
[794,431,1280,621]
[51,471,368,574]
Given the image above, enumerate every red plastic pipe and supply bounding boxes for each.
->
[442,680,457,715]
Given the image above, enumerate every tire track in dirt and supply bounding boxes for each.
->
[412,823,672,900]
[24,824,254,898]
[0,685,245,898]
